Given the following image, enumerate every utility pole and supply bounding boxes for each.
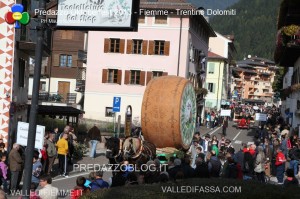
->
[22,0,46,197]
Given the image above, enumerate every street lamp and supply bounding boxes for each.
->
[22,0,46,197]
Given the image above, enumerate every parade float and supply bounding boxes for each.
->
[141,76,197,160]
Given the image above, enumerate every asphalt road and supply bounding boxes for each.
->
[8,121,260,198]
[200,120,259,152]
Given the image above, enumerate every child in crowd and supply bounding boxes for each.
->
[0,155,9,194]
[70,176,90,199]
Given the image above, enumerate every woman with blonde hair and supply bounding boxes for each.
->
[254,146,266,183]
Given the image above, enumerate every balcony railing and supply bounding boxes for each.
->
[78,50,87,63]
[38,92,77,104]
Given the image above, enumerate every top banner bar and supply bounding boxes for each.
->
[56,0,139,31]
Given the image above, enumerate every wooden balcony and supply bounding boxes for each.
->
[38,92,77,104]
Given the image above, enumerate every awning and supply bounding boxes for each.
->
[28,105,84,117]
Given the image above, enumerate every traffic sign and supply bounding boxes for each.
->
[113,97,121,112]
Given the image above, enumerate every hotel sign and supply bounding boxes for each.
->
[56,0,139,31]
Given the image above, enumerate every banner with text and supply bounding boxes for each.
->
[255,113,267,121]
[220,109,231,117]
[16,122,45,149]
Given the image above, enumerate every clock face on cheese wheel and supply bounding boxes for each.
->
[179,83,197,147]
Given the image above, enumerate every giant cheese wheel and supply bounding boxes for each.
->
[141,76,196,150]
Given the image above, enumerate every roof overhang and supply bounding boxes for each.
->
[28,105,84,117]
[17,41,51,57]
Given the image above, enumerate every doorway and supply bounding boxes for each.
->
[58,81,70,103]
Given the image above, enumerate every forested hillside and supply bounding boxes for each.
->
[209,0,282,60]
[187,0,240,10]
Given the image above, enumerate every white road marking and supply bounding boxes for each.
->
[52,172,90,182]
[233,130,242,141]
[247,141,254,145]
[234,140,242,144]
[209,126,221,135]
[200,126,221,139]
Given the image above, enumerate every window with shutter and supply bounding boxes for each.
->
[208,83,213,92]
[107,69,118,83]
[104,38,110,53]
[61,30,73,40]
[164,41,170,56]
[67,55,72,67]
[138,15,145,24]
[140,71,146,86]
[102,69,108,83]
[124,70,130,84]
[127,39,133,54]
[120,39,125,54]
[148,41,154,55]
[59,54,72,67]
[208,63,215,74]
[152,71,163,79]
[154,15,167,24]
[130,70,141,84]
[117,70,122,85]
[154,40,165,55]
[142,40,148,55]
[146,71,152,85]
[59,54,67,67]
[212,83,216,93]
[110,38,120,53]
[133,40,143,54]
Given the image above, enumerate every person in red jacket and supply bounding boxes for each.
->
[275,147,286,185]
[40,145,48,174]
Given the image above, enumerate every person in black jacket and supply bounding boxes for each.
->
[195,155,209,178]
[288,146,300,176]
[208,151,221,177]
[284,168,299,187]
[87,124,101,159]
[243,150,255,180]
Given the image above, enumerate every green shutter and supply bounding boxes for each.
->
[213,83,216,93]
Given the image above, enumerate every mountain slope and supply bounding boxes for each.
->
[209,0,281,60]
[187,0,240,10]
